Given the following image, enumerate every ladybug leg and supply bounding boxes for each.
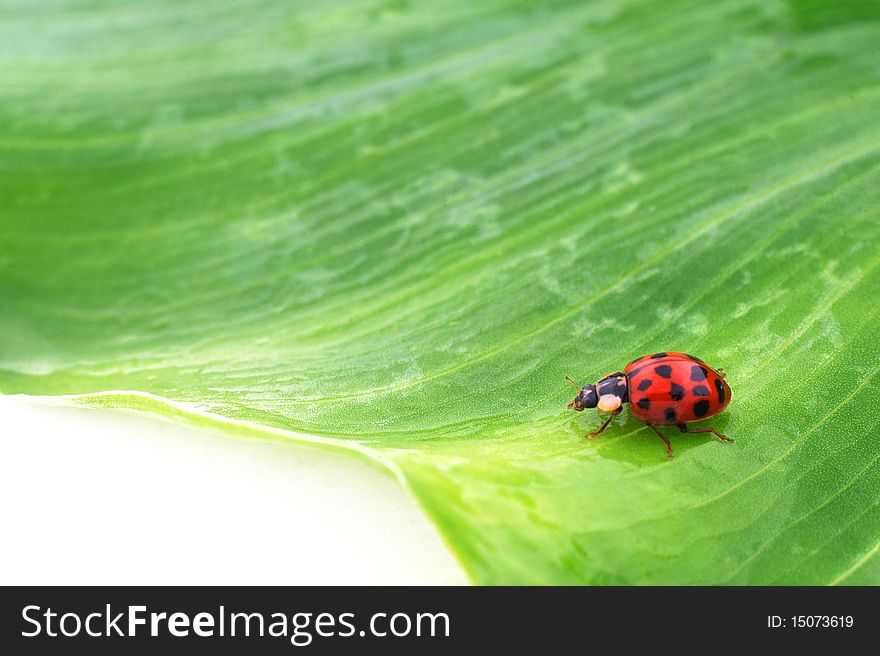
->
[717,368,726,379]
[646,424,674,458]
[677,423,734,443]
[585,407,621,439]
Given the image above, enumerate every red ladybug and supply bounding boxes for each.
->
[566,352,732,457]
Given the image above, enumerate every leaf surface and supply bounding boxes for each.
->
[3,0,880,584]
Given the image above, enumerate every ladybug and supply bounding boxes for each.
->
[566,352,732,457]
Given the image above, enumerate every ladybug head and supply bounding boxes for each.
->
[567,383,598,411]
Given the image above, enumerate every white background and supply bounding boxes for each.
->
[0,395,467,585]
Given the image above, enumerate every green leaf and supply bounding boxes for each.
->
[3,0,880,584]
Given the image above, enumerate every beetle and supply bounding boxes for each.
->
[566,352,732,457]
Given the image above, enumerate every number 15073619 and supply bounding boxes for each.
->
[768,616,854,629]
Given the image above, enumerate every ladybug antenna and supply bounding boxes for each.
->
[564,376,581,392]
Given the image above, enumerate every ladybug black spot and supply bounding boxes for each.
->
[629,366,643,378]
[637,398,651,410]
[664,407,677,422]
[690,365,708,382]
[692,385,710,397]
[650,352,668,359]
[669,383,685,401]
[655,365,673,378]
[637,378,652,391]
[693,400,710,417]
[715,379,726,404]
[684,353,703,362]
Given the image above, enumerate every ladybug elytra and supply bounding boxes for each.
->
[566,352,732,458]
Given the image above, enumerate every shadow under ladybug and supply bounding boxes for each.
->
[566,352,733,458]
